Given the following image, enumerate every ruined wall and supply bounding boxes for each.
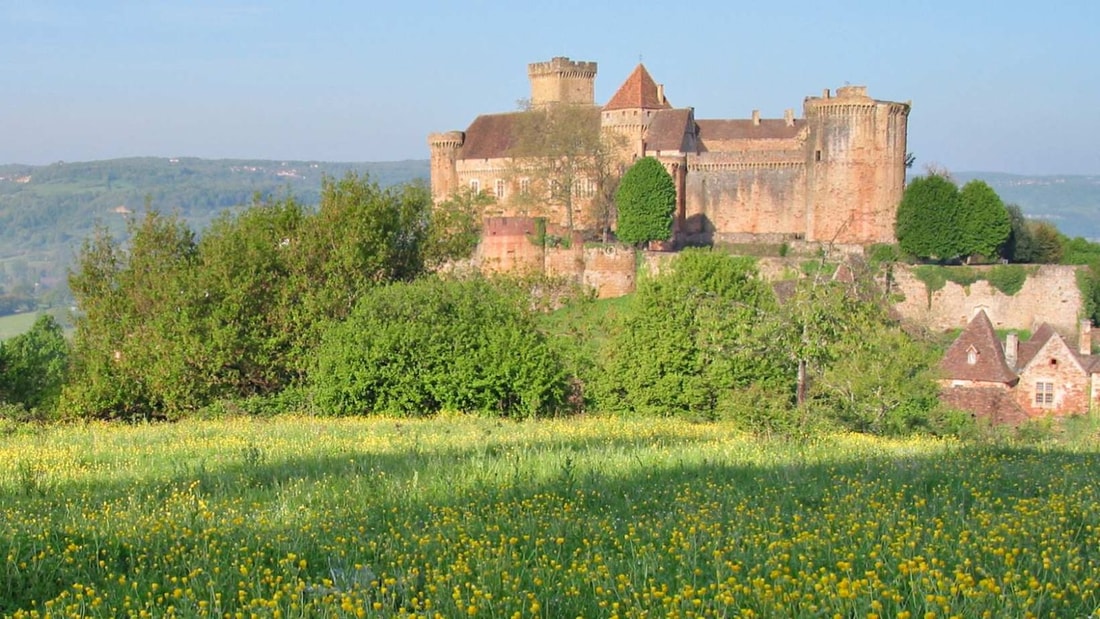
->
[581,246,636,298]
[682,163,808,245]
[891,265,1083,334]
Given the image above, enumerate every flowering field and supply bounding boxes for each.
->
[1,416,1098,618]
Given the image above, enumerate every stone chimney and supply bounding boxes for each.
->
[656,83,665,104]
[784,108,794,127]
[1005,333,1019,369]
[1080,319,1093,355]
[751,109,760,126]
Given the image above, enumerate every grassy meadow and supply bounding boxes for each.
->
[0,312,38,341]
[1,416,1098,618]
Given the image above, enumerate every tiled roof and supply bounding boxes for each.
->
[1016,323,1057,369]
[459,108,602,160]
[939,310,1018,384]
[644,108,695,152]
[604,64,670,111]
[458,112,524,160]
[696,119,806,144]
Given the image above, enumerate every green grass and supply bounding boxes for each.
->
[1,416,1098,617]
[0,311,38,340]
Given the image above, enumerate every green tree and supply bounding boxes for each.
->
[423,187,492,269]
[895,173,962,261]
[957,180,1010,261]
[312,276,567,417]
[590,250,786,418]
[1003,203,1035,262]
[508,104,621,233]
[0,314,69,415]
[1030,221,1065,264]
[614,157,676,246]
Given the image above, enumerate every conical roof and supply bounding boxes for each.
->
[939,310,1018,384]
[604,64,670,111]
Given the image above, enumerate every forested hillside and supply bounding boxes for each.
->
[0,157,429,309]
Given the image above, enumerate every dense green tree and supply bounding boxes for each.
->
[62,173,439,420]
[958,179,1010,260]
[1003,203,1035,262]
[422,187,492,269]
[0,314,69,415]
[895,173,962,261]
[312,276,567,417]
[614,157,676,246]
[1030,221,1066,264]
[589,250,786,418]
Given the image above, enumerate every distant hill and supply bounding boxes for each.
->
[0,157,430,300]
[954,172,1100,240]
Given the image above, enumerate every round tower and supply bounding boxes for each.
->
[527,57,597,108]
[427,131,464,202]
[803,86,910,245]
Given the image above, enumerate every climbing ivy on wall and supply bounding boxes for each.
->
[912,265,1032,307]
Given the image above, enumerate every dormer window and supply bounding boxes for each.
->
[966,345,978,365]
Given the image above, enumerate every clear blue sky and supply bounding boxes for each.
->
[2,0,1098,174]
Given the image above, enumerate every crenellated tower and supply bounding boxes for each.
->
[427,131,465,201]
[527,57,597,108]
[803,86,910,244]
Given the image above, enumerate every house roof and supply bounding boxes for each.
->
[1017,322,1096,375]
[459,107,602,160]
[695,118,806,144]
[459,112,524,160]
[604,64,671,111]
[644,108,695,152]
[939,310,1018,384]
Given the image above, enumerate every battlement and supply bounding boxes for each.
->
[428,131,465,149]
[527,57,598,79]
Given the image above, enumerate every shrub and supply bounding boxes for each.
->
[312,276,567,418]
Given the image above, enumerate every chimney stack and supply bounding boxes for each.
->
[751,109,760,126]
[656,83,665,104]
[1005,333,1019,369]
[1080,319,1093,355]
[784,108,794,127]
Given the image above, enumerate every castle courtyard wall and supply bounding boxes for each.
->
[891,265,1083,335]
[682,164,808,244]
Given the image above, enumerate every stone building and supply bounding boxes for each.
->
[428,56,911,248]
[939,309,1099,422]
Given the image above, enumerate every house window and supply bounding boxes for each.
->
[519,178,530,195]
[495,179,506,199]
[469,179,480,194]
[1035,381,1054,407]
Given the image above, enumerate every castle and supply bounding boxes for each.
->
[429,57,911,247]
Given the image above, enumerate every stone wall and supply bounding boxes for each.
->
[891,265,1083,334]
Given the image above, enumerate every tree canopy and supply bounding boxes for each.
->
[614,157,676,246]
[896,174,1011,262]
[958,179,1011,259]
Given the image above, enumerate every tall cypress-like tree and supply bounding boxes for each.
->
[615,157,676,246]
[895,174,961,261]
[958,179,1010,260]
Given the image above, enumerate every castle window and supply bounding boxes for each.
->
[469,179,480,194]
[1035,381,1054,407]
[520,178,530,195]
[495,179,506,199]
[815,150,822,162]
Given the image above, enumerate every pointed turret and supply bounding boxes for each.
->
[603,64,670,111]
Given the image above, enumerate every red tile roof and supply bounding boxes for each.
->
[604,64,670,111]
[939,310,1018,384]
[458,112,524,160]
[644,108,695,152]
[696,119,806,143]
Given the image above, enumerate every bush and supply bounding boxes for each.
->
[589,249,787,418]
[312,276,568,418]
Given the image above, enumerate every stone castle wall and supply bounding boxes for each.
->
[891,264,1083,334]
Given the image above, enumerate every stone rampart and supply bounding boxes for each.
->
[891,264,1083,334]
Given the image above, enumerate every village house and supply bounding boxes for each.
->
[939,309,1099,423]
